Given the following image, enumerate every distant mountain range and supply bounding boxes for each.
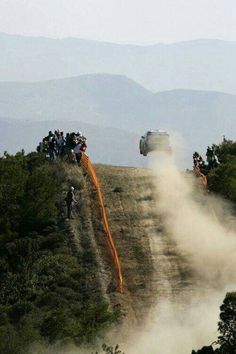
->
[0,74,235,167]
[0,74,151,130]
[1,33,236,93]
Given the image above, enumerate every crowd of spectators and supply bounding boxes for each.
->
[193,146,219,175]
[37,130,87,162]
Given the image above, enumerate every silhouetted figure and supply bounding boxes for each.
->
[65,186,77,219]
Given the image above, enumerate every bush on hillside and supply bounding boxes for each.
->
[208,139,236,205]
[192,292,236,354]
[193,139,236,354]
[0,152,119,354]
[217,292,236,353]
[113,187,123,193]
[191,346,215,354]
[93,344,125,354]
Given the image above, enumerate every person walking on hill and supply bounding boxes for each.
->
[65,186,77,219]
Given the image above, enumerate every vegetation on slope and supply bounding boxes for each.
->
[193,139,236,353]
[192,292,236,354]
[208,138,236,205]
[0,152,118,354]
[1,139,236,354]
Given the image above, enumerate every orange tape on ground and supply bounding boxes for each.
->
[80,153,123,293]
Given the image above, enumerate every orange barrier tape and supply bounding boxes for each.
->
[194,163,208,190]
[193,163,220,222]
[80,153,123,293]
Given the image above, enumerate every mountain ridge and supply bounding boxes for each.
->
[0,74,236,167]
[1,32,236,93]
[2,73,236,97]
[1,31,235,47]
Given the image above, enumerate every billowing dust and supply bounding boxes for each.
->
[31,147,236,354]
[125,150,236,354]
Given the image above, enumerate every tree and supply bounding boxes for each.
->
[217,292,236,353]
[191,346,215,354]
[192,292,236,354]
[0,152,119,353]
[208,139,236,205]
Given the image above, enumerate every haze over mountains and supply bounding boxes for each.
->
[1,32,236,94]
[0,73,235,167]
[1,32,236,167]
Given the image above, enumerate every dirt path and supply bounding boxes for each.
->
[61,165,111,305]
[63,163,197,327]
[94,165,156,324]
[94,165,196,320]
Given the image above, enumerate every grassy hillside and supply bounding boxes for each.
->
[0,152,164,353]
[0,150,198,353]
[1,143,236,354]
[0,152,119,353]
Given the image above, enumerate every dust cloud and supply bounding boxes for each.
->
[152,152,236,287]
[127,148,236,354]
[31,146,236,354]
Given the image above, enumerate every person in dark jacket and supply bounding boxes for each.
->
[65,186,77,219]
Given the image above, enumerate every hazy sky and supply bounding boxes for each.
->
[0,0,235,44]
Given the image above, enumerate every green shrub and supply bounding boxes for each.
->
[93,344,125,354]
[0,152,119,353]
[208,139,236,206]
[113,187,123,193]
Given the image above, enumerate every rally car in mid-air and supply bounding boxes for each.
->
[139,130,171,156]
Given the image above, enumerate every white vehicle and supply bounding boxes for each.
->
[139,130,171,156]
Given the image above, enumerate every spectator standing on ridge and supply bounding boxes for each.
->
[48,135,56,161]
[37,129,88,161]
[56,131,65,156]
[206,146,214,169]
[67,149,77,163]
[74,142,82,162]
[65,186,77,219]
[80,140,87,153]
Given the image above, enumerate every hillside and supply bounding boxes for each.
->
[93,165,196,311]
[0,152,196,353]
[59,162,196,324]
[0,75,152,128]
[1,33,236,94]
[2,138,236,354]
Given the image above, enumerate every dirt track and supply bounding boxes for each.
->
[64,164,196,327]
